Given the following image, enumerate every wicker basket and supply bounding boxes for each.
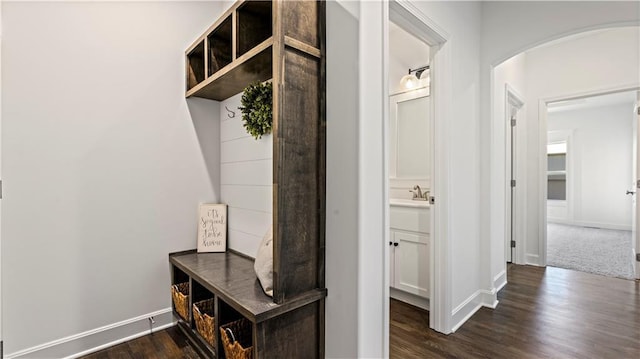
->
[193,299,216,347]
[220,318,253,359]
[171,282,189,321]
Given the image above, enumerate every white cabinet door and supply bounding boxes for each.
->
[393,231,429,297]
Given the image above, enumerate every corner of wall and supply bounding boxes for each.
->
[186,97,222,201]
[450,288,498,333]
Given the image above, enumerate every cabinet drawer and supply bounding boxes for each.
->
[390,206,430,233]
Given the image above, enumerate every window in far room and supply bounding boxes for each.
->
[547,142,567,201]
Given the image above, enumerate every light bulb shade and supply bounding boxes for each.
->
[418,73,430,88]
[400,73,419,90]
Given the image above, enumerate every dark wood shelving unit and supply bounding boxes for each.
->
[177,1,325,357]
[170,250,326,358]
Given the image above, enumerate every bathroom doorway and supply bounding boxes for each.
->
[387,11,434,357]
[385,0,453,343]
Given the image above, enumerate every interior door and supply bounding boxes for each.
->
[505,105,518,264]
[634,94,640,279]
[505,89,525,265]
[509,110,516,263]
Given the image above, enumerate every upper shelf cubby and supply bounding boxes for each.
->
[185,1,277,101]
[236,1,272,57]
[186,41,205,91]
[208,15,232,77]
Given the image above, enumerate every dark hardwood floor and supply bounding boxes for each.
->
[391,264,640,359]
[84,264,639,358]
[80,326,199,359]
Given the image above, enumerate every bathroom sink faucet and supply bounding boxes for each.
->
[409,185,428,201]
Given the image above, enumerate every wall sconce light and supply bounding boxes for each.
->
[400,65,430,90]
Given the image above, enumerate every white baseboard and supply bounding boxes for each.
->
[548,218,631,231]
[390,287,429,311]
[526,254,540,266]
[493,270,507,293]
[5,308,175,359]
[450,288,497,332]
[479,289,498,309]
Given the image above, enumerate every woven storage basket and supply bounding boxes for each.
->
[193,299,216,347]
[220,318,253,359]
[171,282,189,321]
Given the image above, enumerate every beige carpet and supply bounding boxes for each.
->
[547,223,635,280]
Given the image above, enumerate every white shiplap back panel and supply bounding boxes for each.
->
[221,160,273,186]
[228,207,272,237]
[221,115,251,141]
[221,185,272,213]
[220,92,273,258]
[228,229,267,259]
[221,137,272,164]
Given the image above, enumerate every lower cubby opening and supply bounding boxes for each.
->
[218,300,253,359]
[171,266,190,322]
[191,280,216,350]
[171,266,189,286]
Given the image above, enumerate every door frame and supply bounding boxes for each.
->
[389,0,452,334]
[635,91,640,279]
[538,84,640,267]
[505,85,525,265]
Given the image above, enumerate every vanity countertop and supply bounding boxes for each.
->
[390,198,430,208]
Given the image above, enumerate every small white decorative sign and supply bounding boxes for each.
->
[197,204,227,253]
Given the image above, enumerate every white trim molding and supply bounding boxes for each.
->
[390,287,429,311]
[493,269,507,294]
[450,289,497,333]
[451,292,482,333]
[5,308,174,359]
[548,218,632,232]
[526,254,540,266]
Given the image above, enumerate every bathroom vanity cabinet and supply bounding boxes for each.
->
[174,1,326,357]
[389,201,430,308]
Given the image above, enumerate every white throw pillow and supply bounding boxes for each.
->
[254,226,273,297]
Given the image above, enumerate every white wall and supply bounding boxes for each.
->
[389,22,429,96]
[219,93,272,258]
[547,102,634,230]
[325,1,360,357]
[483,2,640,278]
[491,53,526,283]
[357,1,387,356]
[1,1,223,356]
[0,0,3,342]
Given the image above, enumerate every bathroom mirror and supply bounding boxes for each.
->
[390,88,431,183]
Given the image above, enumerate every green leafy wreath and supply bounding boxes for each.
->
[239,82,273,139]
